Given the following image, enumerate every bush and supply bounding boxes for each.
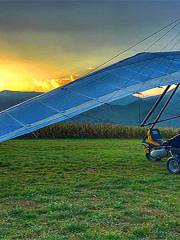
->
[21,122,179,139]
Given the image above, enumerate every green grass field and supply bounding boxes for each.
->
[0,139,179,240]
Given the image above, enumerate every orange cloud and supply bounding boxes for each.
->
[0,55,79,92]
[32,74,79,92]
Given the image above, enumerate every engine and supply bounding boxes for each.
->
[150,147,168,159]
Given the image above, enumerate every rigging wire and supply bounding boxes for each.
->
[64,17,180,128]
[7,16,180,138]
[62,17,180,127]
[170,34,180,50]
[146,20,180,50]
[82,16,180,76]
[161,30,180,51]
[95,19,180,120]
[65,17,180,108]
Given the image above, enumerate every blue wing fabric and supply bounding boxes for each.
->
[1,51,180,142]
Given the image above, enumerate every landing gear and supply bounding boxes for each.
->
[167,157,180,174]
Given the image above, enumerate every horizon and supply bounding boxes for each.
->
[0,84,176,99]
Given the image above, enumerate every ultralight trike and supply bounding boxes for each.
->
[143,128,180,174]
[141,84,180,174]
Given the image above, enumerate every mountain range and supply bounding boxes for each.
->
[0,90,179,128]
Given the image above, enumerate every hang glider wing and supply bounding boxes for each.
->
[1,51,180,142]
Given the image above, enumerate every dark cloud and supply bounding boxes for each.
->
[0,0,179,33]
[1,0,180,71]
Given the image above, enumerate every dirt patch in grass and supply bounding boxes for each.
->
[17,200,41,209]
[121,225,131,233]
[140,207,163,217]
[85,167,97,173]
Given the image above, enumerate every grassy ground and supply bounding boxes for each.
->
[0,139,179,240]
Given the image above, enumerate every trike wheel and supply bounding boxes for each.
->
[167,157,180,174]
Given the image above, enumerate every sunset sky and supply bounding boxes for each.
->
[1,0,180,92]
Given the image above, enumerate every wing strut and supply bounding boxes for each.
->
[141,84,179,128]
[140,85,171,127]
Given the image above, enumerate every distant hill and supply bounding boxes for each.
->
[0,90,179,128]
[0,90,42,111]
[73,92,180,128]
